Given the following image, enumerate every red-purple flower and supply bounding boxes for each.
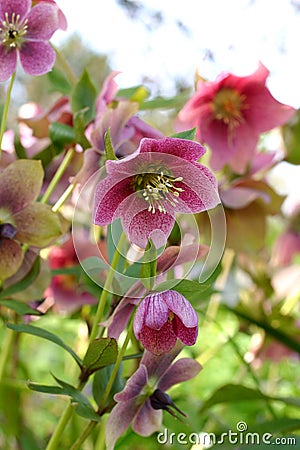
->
[93,137,219,248]
[106,342,201,450]
[134,290,198,355]
[0,0,62,81]
[176,63,296,174]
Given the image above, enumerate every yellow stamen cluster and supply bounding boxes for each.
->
[212,87,247,135]
[134,167,184,214]
[0,12,28,48]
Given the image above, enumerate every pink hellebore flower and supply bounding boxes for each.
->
[32,0,67,30]
[93,137,219,248]
[106,342,201,450]
[0,0,61,81]
[177,63,296,174]
[134,290,198,355]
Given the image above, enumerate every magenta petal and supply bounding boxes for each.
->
[158,358,202,391]
[19,41,56,76]
[163,290,198,328]
[115,364,148,402]
[105,398,142,450]
[0,47,17,82]
[26,3,59,39]
[134,294,169,334]
[132,399,162,436]
[139,137,206,162]
[141,341,183,379]
[0,0,31,21]
[93,177,133,226]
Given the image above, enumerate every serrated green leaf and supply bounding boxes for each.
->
[154,279,212,304]
[73,109,92,150]
[0,256,40,300]
[49,122,75,151]
[71,69,97,124]
[139,92,190,110]
[7,323,83,367]
[171,128,197,140]
[83,337,118,372]
[47,66,72,95]
[104,128,117,161]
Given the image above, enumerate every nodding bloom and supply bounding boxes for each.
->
[0,0,62,81]
[106,342,201,450]
[134,290,198,355]
[93,137,219,248]
[176,62,296,174]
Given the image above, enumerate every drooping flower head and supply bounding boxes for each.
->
[176,63,296,174]
[134,290,198,355]
[0,0,62,81]
[93,137,219,248]
[106,342,201,450]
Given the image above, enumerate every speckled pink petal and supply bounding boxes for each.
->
[19,41,56,76]
[134,294,169,336]
[138,322,177,355]
[0,0,31,21]
[139,136,206,162]
[26,3,59,39]
[93,176,133,226]
[173,315,198,346]
[158,358,202,391]
[115,364,148,402]
[132,399,162,436]
[0,46,17,82]
[163,290,198,328]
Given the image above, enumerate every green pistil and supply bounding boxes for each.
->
[134,168,184,214]
[0,12,28,48]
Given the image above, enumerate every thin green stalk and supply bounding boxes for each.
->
[70,319,134,450]
[0,72,16,159]
[45,403,75,450]
[41,148,75,204]
[53,46,77,87]
[0,326,15,384]
[89,231,127,342]
[52,183,75,212]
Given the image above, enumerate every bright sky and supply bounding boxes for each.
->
[53,0,300,107]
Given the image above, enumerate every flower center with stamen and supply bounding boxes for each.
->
[212,88,247,134]
[133,165,184,214]
[0,12,28,48]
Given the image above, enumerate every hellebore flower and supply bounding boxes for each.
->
[176,62,296,174]
[0,0,61,81]
[93,137,219,248]
[0,159,63,281]
[32,0,67,30]
[134,290,198,355]
[106,342,202,450]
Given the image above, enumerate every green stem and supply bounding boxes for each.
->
[0,72,16,159]
[0,326,15,384]
[89,231,127,342]
[41,148,75,204]
[45,403,75,450]
[70,318,134,450]
[53,46,77,87]
[52,183,75,212]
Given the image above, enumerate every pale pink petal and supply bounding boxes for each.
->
[0,47,17,82]
[141,341,183,379]
[0,0,31,21]
[163,290,198,328]
[114,365,148,402]
[158,358,202,391]
[26,3,59,39]
[132,399,162,436]
[105,398,142,450]
[19,41,56,76]
[134,294,169,333]
[220,186,270,209]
